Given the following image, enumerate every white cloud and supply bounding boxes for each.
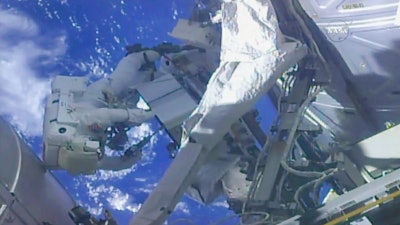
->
[83,54,110,79]
[175,202,190,215]
[60,0,69,5]
[0,8,67,136]
[212,200,229,208]
[85,182,102,204]
[84,203,103,216]
[90,168,136,181]
[134,182,157,194]
[134,177,147,182]
[172,9,179,20]
[0,9,39,37]
[83,183,142,214]
[106,188,131,210]
[136,97,150,110]
[127,122,155,142]
[126,203,142,214]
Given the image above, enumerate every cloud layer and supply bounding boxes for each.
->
[0,8,67,136]
[0,7,166,221]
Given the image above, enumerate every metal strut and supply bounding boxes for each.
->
[242,59,323,223]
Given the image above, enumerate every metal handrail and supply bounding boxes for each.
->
[0,180,14,224]
[0,180,41,225]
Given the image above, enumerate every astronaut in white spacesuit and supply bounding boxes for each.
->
[43,49,160,175]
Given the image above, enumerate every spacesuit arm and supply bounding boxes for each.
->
[82,50,160,103]
[76,107,154,130]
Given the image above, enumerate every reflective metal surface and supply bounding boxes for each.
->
[0,117,76,225]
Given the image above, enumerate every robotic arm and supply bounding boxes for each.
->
[130,0,307,224]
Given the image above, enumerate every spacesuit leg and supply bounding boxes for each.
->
[108,50,160,98]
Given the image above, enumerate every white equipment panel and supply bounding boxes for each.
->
[137,73,197,129]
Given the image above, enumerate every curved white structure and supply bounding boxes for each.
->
[0,117,75,225]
